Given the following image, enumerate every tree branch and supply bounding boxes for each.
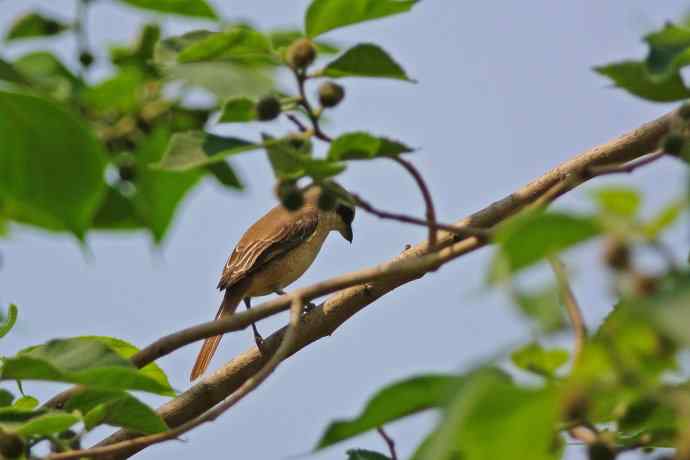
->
[85,109,678,458]
[548,257,587,362]
[47,297,306,460]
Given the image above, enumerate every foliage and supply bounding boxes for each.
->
[2,1,690,459]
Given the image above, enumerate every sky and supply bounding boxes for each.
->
[2,1,689,459]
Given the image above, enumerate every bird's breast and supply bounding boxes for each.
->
[245,227,330,297]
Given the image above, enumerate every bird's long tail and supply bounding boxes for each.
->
[190,286,246,381]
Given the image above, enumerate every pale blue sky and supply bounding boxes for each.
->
[2,1,688,459]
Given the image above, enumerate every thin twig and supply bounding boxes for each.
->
[351,193,490,240]
[47,297,305,460]
[377,427,397,460]
[548,257,587,362]
[389,156,439,249]
[294,69,331,142]
[285,113,308,132]
[586,150,665,177]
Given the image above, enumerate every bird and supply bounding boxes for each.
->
[190,185,355,381]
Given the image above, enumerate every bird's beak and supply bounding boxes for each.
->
[340,225,353,243]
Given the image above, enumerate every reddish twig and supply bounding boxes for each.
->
[377,427,398,460]
[285,113,308,132]
[389,156,438,248]
[294,69,331,142]
[585,150,665,176]
[352,193,490,240]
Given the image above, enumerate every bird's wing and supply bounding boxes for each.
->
[217,205,320,290]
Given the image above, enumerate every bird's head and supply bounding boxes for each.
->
[334,203,355,243]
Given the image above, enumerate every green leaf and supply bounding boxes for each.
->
[320,44,414,81]
[594,61,690,102]
[116,0,217,19]
[645,23,690,77]
[15,412,79,437]
[12,52,80,99]
[419,370,560,460]
[81,69,144,114]
[79,336,174,397]
[346,449,391,460]
[643,199,685,239]
[92,187,144,230]
[514,287,566,333]
[0,91,107,238]
[12,396,38,411]
[511,343,569,378]
[490,211,601,281]
[207,162,243,188]
[5,12,69,41]
[0,59,32,86]
[131,128,203,242]
[305,0,418,38]
[177,27,273,63]
[590,186,641,218]
[219,97,257,123]
[65,389,167,434]
[328,132,413,160]
[2,338,173,395]
[263,135,346,181]
[0,304,18,339]
[110,23,161,75]
[0,390,13,407]
[155,31,275,100]
[156,131,260,171]
[316,375,461,449]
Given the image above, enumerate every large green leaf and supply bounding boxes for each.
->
[0,304,18,339]
[490,211,601,281]
[590,186,641,218]
[513,286,566,333]
[155,131,259,171]
[327,132,413,160]
[316,375,461,449]
[0,91,107,238]
[219,97,257,123]
[594,61,690,102]
[511,343,569,378]
[263,135,346,181]
[81,69,144,114]
[0,390,13,407]
[418,370,561,460]
[79,336,174,397]
[15,412,79,437]
[5,12,69,42]
[1,338,173,395]
[642,199,685,239]
[131,128,203,242]
[13,52,80,99]
[65,389,167,434]
[155,31,275,100]
[92,186,144,230]
[305,0,418,38]
[177,27,273,63]
[320,44,414,81]
[116,0,217,19]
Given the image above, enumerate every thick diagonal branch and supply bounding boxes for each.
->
[92,109,677,459]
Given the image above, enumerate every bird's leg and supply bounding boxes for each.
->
[244,297,266,353]
[274,289,317,313]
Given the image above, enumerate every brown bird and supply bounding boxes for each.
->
[190,186,355,381]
